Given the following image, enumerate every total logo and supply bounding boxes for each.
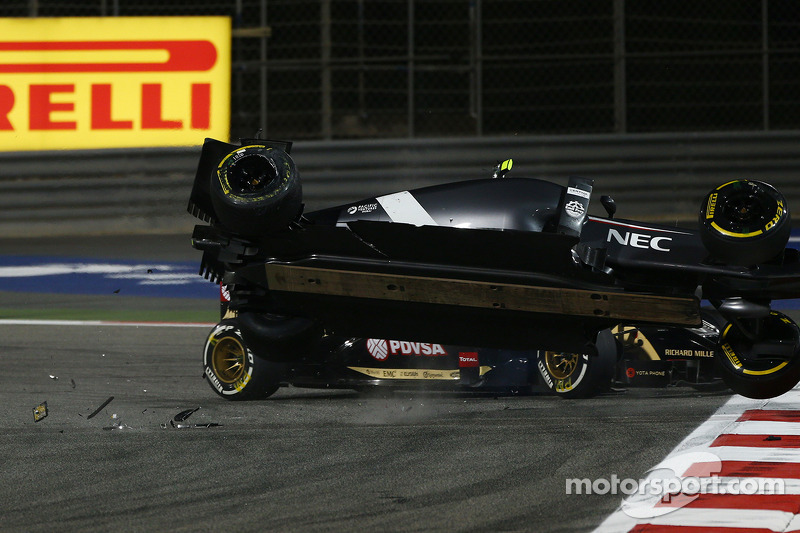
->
[458,352,479,368]
[366,339,448,360]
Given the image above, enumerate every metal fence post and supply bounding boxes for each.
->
[100,0,118,16]
[357,0,366,120]
[234,0,244,138]
[762,0,770,130]
[613,0,627,133]
[407,0,415,138]
[261,0,269,137]
[470,0,483,136]
[321,0,332,140]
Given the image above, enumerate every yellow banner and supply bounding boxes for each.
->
[0,17,230,150]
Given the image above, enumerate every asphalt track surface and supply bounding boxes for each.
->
[1,323,734,533]
[0,235,771,532]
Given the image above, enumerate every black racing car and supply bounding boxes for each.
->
[209,284,724,399]
[189,137,800,400]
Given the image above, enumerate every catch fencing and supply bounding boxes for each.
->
[2,1,798,140]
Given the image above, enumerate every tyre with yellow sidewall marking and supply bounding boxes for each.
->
[203,319,285,400]
[715,311,800,399]
[210,145,302,237]
[699,180,790,265]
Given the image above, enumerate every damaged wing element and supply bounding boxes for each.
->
[163,408,221,429]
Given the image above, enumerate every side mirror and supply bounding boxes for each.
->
[601,195,616,219]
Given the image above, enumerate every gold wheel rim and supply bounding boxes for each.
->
[544,352,579,380]
[212,337,246,383]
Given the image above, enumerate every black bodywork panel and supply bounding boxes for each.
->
[188,137,800,355]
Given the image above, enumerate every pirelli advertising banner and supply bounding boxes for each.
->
[0,17,231,151]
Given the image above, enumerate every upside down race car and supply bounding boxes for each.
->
[207,294,725,399]
[188,137,800,400]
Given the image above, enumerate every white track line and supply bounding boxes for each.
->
[726,421,800,436]
[0,319,214,328]
[598,507,795,531]
[708,446,800,463]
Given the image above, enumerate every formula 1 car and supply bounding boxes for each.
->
[206,292,724,399]
[189,137,800,400]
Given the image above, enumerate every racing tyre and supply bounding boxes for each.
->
[535,329,617,398]
[210,144,302,237]
[716,311,800,399]
[235,312,323,363]
[203,319,288,400]
[699,180,790,265]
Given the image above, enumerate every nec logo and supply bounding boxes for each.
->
[607,228,672,252]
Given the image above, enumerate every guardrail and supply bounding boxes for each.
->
[2,131,800,237]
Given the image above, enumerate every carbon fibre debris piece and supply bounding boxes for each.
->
[33,401,48,422]
[170,421,222,429]
[102,423,132,431]
[87,396,114,419]
[165,407,221,429]
[173,407,200,422]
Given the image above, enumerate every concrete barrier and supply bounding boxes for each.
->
[2,131,800,237]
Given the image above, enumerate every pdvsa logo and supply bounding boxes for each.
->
[366,339,389,361]
[366,339,448,360]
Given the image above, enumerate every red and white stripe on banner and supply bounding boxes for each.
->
[594,386,800,533]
